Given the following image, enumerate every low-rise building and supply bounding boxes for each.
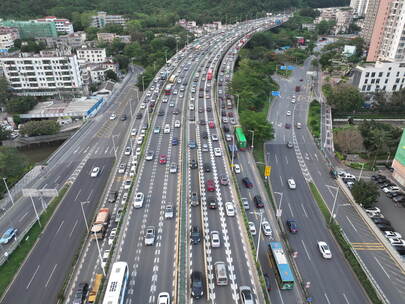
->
[0,50,83,96]
[0,27,20,51]
[91,11,128,28]
[315,7,353,34]
[302,23,316,31]
[352,61,405,93]
[38,31,87,50]
[35,16,74,34]
[76,47,107,63]
[97,32,131,43]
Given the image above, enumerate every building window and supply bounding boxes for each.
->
[362,85,366,91]
[376,79,380,84]
[371,72,376,77]
[396,78,400,83]
[393,85,397,91]
[378,72,383,77]
[365,72,370,77]
[367,85,371,91]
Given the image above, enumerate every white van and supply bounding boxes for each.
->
[129,165,136,177]
[164,124,171,134]
[214,261,228,286]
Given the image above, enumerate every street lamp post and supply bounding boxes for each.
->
[80,201,89,232]
[250,210,264,262]
[359,163,365,180]
[329,187,339,224]
[2,178,14,206]
[248,130,255,151]
[128,96,133,119]
[236,94,240,115]
[142,76,145,92]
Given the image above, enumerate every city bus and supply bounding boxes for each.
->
[268,242,295,290]
[235,127,247,150]
[102,261,129,304]
[164,84,173,95]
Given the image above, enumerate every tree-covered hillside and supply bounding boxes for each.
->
[0,0,349,23]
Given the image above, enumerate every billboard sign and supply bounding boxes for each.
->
[395,130,405,166]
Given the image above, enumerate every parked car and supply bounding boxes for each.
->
[0,227,17,244]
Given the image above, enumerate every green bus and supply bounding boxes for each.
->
[235,127,247,150]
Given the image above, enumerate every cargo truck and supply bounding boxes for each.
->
[91,208,110,240]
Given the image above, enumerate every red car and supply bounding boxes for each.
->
[208,121,215,129]
[159,154,167,164]
[206,179,215,192]
[227,112,234,117]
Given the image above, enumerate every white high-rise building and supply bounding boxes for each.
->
[76,48,107,63]
[0,51,83,96]
[36,16,74,34]
[350,0,370,17]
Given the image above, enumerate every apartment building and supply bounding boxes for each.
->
[97,32,131,43]
[36,16,74,34]
[0,51,83,96]
[352,61,405,93]
[350,0,370,17]
[91,11,128,28]
[76,48,107,63]
[0,27,20,50]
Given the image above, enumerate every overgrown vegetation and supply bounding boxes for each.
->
[323,83,364,114]
[20,120,61,137]
[351,180,379,208]
[308,99,321,138]
[0,77,38,115]
[0,147,32,199]
[0,185,69,298]
[309,182,383,304]
[0,0,350,23]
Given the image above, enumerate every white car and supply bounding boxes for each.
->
[287,179,296,189]
[234,164,241,174]
[214,148,222,157]
[286,111,291,116]
[211,134,219,141]
[109,113,116,120]
[108,228,117,245]
[225,202,235,216]
[153,127,160,134]
[164,124,171,134]
[291,98,296,103]
[225,134,232,142]
[133,192,144,208]
[165,204,174,219]
[189,104,195,111]
[144,226,156,246]
[175,120,181,128]
[90,167,100,178]
[261,221,272,237]
[230,118,236,125]
[210,231,221,248]
[296,122,302,129]
[170,162,177,173]
[140,129,146,135]
[365,207,381,214]
[118,163,126,174]
[384,231,402,239]
[248,222,256,235]
[140,103,146,109]
[317,241,332,259]
[136,147,142,156]
[383,186,400,193]
[162,97,168,103]
[202,143,209,152]
[101,249,110,269]
[129,165,136,177]
[146,151,154,161]
[222,117,228,123]
[137,136,144,145]
[388,237,405,246]
[157,292,170,304]
[123,179,131,190]
[124,147,132,155]
[169,102,175,107]
[121,192,128,204]
[131,128,137,136]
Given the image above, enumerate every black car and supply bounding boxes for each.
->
[202,131,208,139]
[223,125,230,133]
[173,108,180,115]
[107,191,118,203]
[72,282,88,304]
[287,219,298,233]
[206,106,212,112]
[191,271,204,299]
[199,119,206,126]
[204,163,211,172]
[136,112,142,119]
[207,197,217,209]
[387,191,401,198]
[254,195,264,208]
[190,159,198,169]
[120,114,127,121]
[190,226,201,245]
[189,114,195,121]
[158,110,165,116]
[376,223,394,231]
[393,195,405,203]
[263,273,271,291]
[376,178,388,184]
[242,177,253,188]
[221,110,227,117]
[371,217,391,226]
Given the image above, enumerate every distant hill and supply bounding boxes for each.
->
[0,0,350,23]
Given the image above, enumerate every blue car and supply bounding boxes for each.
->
[0,227,17,244]
[189,140,197,149]
[172,137,178,146]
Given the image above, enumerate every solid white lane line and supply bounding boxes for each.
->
[345,216,358,232]
[324,293,331,304]
[301,240,311,261]
[280,176,284,187]
[69,219,78,238]
[343,293,350,304]
[45,264,57,287]
[55,220,64,235]
[74,189,82,201]
[19,211,29,222]
[26,265,40,289]
[301,204,308,218]
[374,257,390,279]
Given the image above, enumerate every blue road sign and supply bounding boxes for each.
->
[287,65,295,70]
[279,65,287,70]
[271,91,281,96]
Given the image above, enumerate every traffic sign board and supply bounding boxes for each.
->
[265,166,271,177]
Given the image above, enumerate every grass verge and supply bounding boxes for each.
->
[308,100,321,138]
[347,161,376,171]
[0,184,69,298]
[309,182,383,304]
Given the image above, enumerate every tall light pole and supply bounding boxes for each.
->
[274,191,283,219]
[128,96,133,119]
[236,94,240,115]
[142,76,145,92]
[359,163,365,180]
[251,210,264,262]
[80,201,89,232]
[248,129,255,151]
[3,178,14,206]
[165,49,168,63]
[329,186,339,224]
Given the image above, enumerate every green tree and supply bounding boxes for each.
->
[114,55,130,71]
[298,8,320,18]
[5,96,37,114]
[239,111,274,144]
[351,180,379,208]
[0,125,11,140]
[0,76,11,105]
[20,120,60,137]
[311,58,319,68]
[317,20,336,35]
[326,84,363,113]
[105,69,118,81]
